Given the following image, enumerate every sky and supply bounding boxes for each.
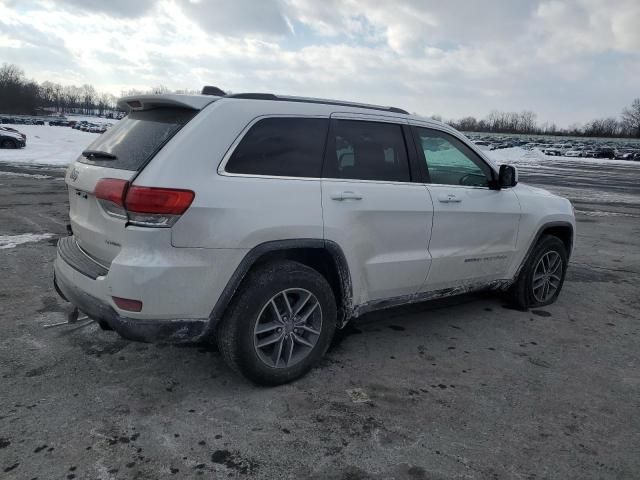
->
[0,0,638,126]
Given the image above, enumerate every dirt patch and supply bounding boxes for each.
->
[210,450,258,475]
[566,265,622,284]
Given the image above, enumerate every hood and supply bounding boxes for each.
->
[517,183,558,198]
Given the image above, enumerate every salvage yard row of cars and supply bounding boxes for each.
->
[469,134,640,160]
[0,115,112,148]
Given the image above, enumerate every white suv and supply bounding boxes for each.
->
[54,90,575,384]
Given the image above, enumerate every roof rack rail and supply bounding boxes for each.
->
[224,93,409,115]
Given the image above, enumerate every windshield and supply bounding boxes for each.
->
[78,107,197,170]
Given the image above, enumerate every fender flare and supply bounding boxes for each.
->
[202,239,353,339]
[513,221,574,281]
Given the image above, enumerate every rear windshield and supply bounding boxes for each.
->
[78,108,197,170]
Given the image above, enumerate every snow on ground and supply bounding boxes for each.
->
[487,147,640,168]
[0,233,54,249]
[0,170,54,179]
[487,147,640,206]
[63,114,118,125]
[0,125,100,166]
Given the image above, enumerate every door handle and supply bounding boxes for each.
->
[438,194,462,203]
[331,191,363,201]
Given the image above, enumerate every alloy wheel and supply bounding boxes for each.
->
[532,251,563,303]
[253,288,322,368]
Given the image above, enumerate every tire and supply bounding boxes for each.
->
[1,139,16,149]
[508,235,568,309]
[216,260,337,385]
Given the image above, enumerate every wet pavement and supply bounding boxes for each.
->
[1,160,639,479]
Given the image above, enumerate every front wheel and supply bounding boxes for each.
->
[216,260,337,385]
[508,235,568,309]
[1,139,17,149]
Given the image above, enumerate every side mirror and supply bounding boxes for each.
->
[498,164,518,188]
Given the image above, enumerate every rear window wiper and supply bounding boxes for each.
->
[83,150,117,160]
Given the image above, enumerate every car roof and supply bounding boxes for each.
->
[116,92,450,131]
[225,92,409,115]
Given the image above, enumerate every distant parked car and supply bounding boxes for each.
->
[564,150,582,157]
[0,126,26,141]
[594,147,615,159]
[544,144,573,156]
[617,151,639,161]
[0,126,26,148]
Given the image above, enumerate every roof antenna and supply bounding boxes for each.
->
[201,86,226,96]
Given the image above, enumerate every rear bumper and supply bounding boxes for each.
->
[54,255,209,344]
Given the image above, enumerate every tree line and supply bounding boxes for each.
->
[442,100,640,138]
[2,62,639,137]
[0,63,119,117]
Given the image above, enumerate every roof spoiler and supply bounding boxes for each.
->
[117,94,217,112]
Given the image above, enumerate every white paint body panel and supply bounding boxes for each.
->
[423,185,521,291]
[172,176,323,249]
[65,162,133,264]
[322,179,434,304]
[507,184,576,278]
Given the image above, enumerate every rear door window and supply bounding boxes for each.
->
[78,108,197,171]
[226,117,329,178]
[324,120,411,182]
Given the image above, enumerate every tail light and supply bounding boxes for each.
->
[94,178,128,219]
[125,186,194,227]
[94,178,194,227]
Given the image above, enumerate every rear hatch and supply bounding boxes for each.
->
[65,97,211,265]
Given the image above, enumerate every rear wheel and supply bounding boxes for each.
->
[216,260,337,385]
[508,235,568,309]
[1,139,17,149]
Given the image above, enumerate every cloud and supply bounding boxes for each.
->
[0,16,79,80]
[177,0,292,37]
[534,0,640,58]
[51,0,158,17]
[0,0,637,125]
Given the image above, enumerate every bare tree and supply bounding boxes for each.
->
[622,98,640,138]
[0,63,23,86]
[151,85,170,94]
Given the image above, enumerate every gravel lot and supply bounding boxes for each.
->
[1,159,639,479]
